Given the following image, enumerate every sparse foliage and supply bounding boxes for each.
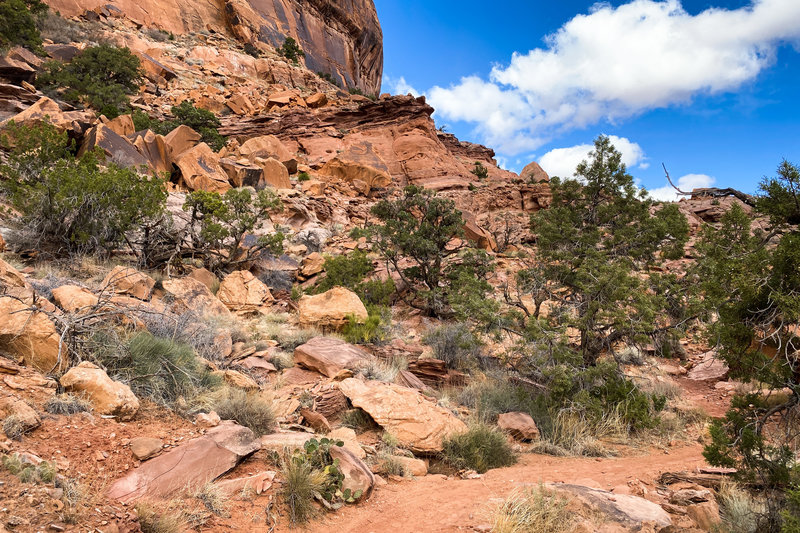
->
[0,0,47,54]
[277,36,305,64]
[133,100,226,151]
[441,423,516,473]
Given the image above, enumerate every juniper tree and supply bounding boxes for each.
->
[698,161,800,530]
[519,135,690,364]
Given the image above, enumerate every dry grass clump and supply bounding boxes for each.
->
[2,415,29,440]
[208,387,276,437]
[493,485,573,533]
[339,408,377,433]
[45,393,92,415]
[135,503,186,533]
[530,410,616,458]
[194,483,230,517]
[718,482,765,533]
[356,356,407,382]
[280,456,327,525]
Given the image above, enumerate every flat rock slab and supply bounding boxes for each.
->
[688,351,729,381]
[549,483,672,530]
[106,422,259,503]
[260,430,315,453]
[294,337,371,378]
[338,378,467,453]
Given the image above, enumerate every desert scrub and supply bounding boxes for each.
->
[132,100,226,151]
[530,410,614,458]
[2,415,31,440]
[339,408,377,433]
[717,482,764,533]
[424,322,483,371]
[342,306,392,345]
[194,483,230,517]
[208,387,276,437]
[442,423,516,473]
[45,393,91,415]
[2,454,56,484]
[281,454,327,524]
[457,378,546,423]
[356,356,407,382]
[493,485,573,533]
[135,502,185,533]
[88,330,221,411]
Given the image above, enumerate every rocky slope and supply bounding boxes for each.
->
[42,0,383,94]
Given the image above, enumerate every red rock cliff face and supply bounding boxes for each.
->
[42,0,383,94]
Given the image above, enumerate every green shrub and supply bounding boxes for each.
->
[316,71,340,87]
[342,306,391,345]
[442,423,516,473]
[458,379,546,424]
[277,37,304,64]
[210,387,276,437]
[281,454,326,524]
[315,250,396,306]
[0,121,166,256]
[0,0,47,54]
[424,323,483,371]
[471,161,489,180]
[36,44,143,118]
[297,171,311,181]
[89,330,220,410]
[183,188,284,273]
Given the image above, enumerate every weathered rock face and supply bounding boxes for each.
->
[43,0,383,94]
[294,337,371,377]
[216,270,273,315]
[338,378,468,453]
[550,483,672,531]
[297,287,368,330]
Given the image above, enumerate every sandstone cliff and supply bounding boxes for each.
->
[42,0,383,94]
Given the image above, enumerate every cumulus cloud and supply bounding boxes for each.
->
[383,75,419,96]
[647,173,716,201]
[427,0,800,154]
[538,136,647,179]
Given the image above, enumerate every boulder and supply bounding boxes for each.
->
[101,266,155,301]
[329,445,374,502]
[186,267,218,292]
[338,378,468,453]
[227,94,256,115]
[294,337,371,378]
[107,421,259,503]
[520,161,550,183]
[60,362,139,421]
[164,124,202,163]
[0,96,94,134]
[104,114,135,137]
[497,412,540,441]
[196,411,221,428]
[328,427,364,459]
[44,44,81,62]
[297,287,368,330]
[238,134,292,163]
[0,396,41,435]
[214,470,275,496]
[549,483,672,530]
[299,252,325,278]
[306,93,328,109]
[255,157,292,189]
[0,294,67,373]
[213,369,260,390]
[131,130,172,175]
[175,142,232,193]
[379,455,427,477]
[79,123,152,170]
[301,179,326,196]
[0,233,4,252]
[134,52,177,84]
[299,408,332,433]
[318,143,392,194]
[219,158,264,188]
[687,500,721,530]
[688,351,729,381]
[161,277,231,318]
[216,270,273,314]
[129,437,163,461]
[51,285,99,313]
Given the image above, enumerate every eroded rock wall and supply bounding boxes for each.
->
[43,0,383,94]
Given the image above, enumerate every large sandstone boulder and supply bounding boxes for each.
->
[549,483,672,530]
[101,266,155,300]
[255,157,292,189]
[329,445,374,502]
[318,143,392,194]
[338,378,467,453]
[51,285,99,313]
[0,96,94,134]
[294,337,371,378]
[0,396,41,435]
[688,351,729,381]
[161,277,231,318]
[79,123,152,170]
[219,158,264,188]
[175,142,231,193]
[131,130,172,175]
[497,412,540,441]
[164,124,202,163]
[297,287,368,330]
[216,270,273,314]
[238,135,296,172]
[0,294,67,373]
[60,362,139,421]
[107,421,260,503]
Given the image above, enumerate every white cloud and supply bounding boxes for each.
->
[427,0,800,154]
[648,173,716,201]
[538,136,647,179]
[383,75,419,96]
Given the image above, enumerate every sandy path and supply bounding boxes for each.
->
[287,444,707,533]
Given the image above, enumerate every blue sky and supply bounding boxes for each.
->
[374,0,800,199]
